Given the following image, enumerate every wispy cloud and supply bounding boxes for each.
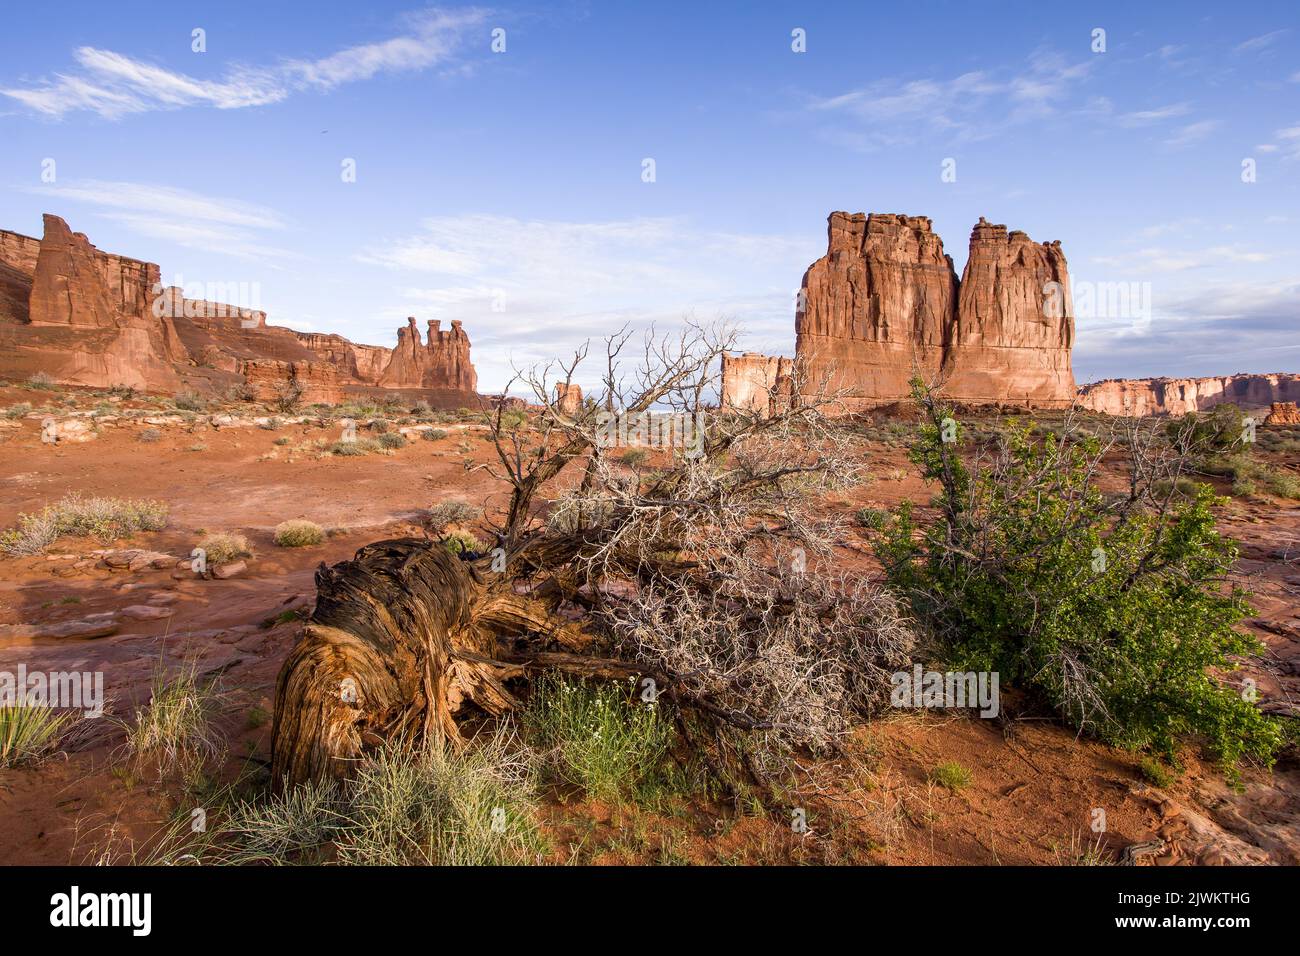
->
[806,49,1094,150]
[1232,29,1290,55]
[1164,119,1219,147]
[1,7,486,119]
[23,180,295,260]
[1117,102,1191,126]
[356,214,818,389]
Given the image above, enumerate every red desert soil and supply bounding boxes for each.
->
[0,390,1296,865]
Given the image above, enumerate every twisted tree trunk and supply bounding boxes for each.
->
[271,538,570,790]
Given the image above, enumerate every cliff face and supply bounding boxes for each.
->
[1078,374,1300,416]
[379,317,477,391]
[785,211,1075,409]
[944,219,1074,405]
[0,214,481,401]
[796,213,956,403]
[720,353,793,414]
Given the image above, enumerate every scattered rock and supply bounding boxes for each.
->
[0,620,119,640]
[211,560,247,579]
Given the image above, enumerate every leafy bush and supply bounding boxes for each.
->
[875,380,1283,779]
[441,530,484,556]
[524,675,675,802]
[1,493,168,557]
[274,520,324,548]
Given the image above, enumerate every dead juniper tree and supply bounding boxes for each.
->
[272,318,912,791]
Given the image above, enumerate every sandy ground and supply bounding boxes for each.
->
[0,388,1296,865]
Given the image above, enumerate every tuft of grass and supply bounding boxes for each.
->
[377,431,407,450]
[172,391,206,412]
[25,371,58,391]
[928,762,972,791]
[3,402,32,420]
[523,675,675,803]
[0,706,74,768]
[274,519,324,548]
[125,661,226,782]
[184,730,546,866]
[1138,756,1176,788]
[0,493,167,557]
[424,500,480,534]
[138,428,162,443]
[421,428,447,441]
[198,532,251,565]
[329,438,381,456]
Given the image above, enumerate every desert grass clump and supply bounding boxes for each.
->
[196,729,545,865]
[524,675,676,803]
[125,661,226,782]
[198,532,251,565]
[25,371,58,391]
[0,706,74,767]
[138,427,162,443]
[377,431,407,450]
[172,391,206,412]
[424,499,481,534]
[274,520,325,548]
[0,493,167,557]
[928,762,972,791]
[3,402,31,420]
[421,428,447,441]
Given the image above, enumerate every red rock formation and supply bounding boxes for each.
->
[554,382,583,414]
[944,219,1074,406]
[20,215,185,391]
[1264,402,1300,425]
[1078,374,1300,417]
[379,317,477,391]
[775,211,1077,410]
[796,213,956,406]
[239,359,344,406]
[294,332,391,384]
[721,353,793,415]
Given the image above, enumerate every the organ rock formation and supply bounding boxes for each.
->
[783,211,1075,410]
[0,214,481,406]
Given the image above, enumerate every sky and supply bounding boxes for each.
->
[1,0,1297,392]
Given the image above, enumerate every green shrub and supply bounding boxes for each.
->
[0,493,167,557]
[273,520,325,548]
[855,507,887,529]
[3,403,31,420]
[875,380,1283,780]
[441,530,484,556]
[125,661,226,782]
[421,428,447,441]
[523,674,675,803]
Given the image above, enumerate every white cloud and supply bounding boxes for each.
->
[356,214,819,391]
[1117,102,1191,126]
[1,7,485,119]
[1232,30,1290,55]
[23,180,295,260]
[806,49,1094,149]
[1164,120,1219,147]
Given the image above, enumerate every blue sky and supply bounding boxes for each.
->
[1,1,1297,391]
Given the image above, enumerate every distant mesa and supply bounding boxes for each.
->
[0,213,481,407]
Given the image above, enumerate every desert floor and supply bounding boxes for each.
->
[1,386,1297,865]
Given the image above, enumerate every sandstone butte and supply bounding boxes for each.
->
[0,214,480,406]
[722,210,1299,418]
